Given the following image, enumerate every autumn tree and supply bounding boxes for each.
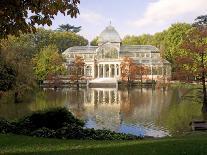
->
[0,0,80,39]
[120,56,137,86]
[70,55,85,88]
[137,65,150,85]
[177,16,207,112]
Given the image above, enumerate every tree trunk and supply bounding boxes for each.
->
[201,53,207,112]
[202,73,207,112]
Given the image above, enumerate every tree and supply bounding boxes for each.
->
[70,55,85,88]
[120,56,137,86]
[0,37,36,103]
[0,0,80,39]
[33,45,66,81]
[122,35,142,45]
[177,25,207,112]
[0,56,16,92]
[34,28,88,53]
[137,65,150,85]
[193,15,207,26]
[90,36,98,46]
[57,24,81,33]
[163,23,192,64]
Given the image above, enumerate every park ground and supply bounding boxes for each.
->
[0,132,207,155]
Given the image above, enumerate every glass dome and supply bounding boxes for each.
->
[98,25,121,44]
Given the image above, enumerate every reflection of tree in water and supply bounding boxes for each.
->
[0,87,202,136]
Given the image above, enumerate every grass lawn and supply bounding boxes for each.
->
[0,132,207,155]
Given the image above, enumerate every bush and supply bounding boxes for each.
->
[15,108,84,133]
[0,108,141,140]
[0,118,15,133]
[31,127,56,138]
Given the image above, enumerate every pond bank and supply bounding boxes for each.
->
[0,132,207,155]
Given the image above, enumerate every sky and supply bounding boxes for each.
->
[43,0,207,41]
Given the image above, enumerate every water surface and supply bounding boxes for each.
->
[0,87,203,137]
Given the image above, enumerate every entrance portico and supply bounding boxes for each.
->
[97,62,121,78]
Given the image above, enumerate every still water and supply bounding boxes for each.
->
[0,87,203,137]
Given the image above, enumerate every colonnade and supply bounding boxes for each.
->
[97,64,121,78]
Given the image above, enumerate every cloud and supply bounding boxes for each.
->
[129,0,207,28]
[79,10,105,24]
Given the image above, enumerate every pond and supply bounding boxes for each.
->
[0,87,203,137]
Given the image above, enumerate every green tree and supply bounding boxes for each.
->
[57,24,81,33]
[151,31,167,57]
[122,35,141,45]
[163,23,192,64]
[0,37,36,103]
[90,37,99,46]
[0,56,16,92]
[33,45,66,81]
[0,0,80,38]
[34,29,88,53]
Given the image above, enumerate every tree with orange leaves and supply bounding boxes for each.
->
[176,15,207,112]
[120,56,137,86]
[137,65,150,85]
[70,55,85,88]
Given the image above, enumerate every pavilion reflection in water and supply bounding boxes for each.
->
[66,88,171,137]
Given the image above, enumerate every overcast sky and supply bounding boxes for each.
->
[44,0,207,41]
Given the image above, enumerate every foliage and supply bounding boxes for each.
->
[0,0,80,39]
[69,56,85,86]
[1,36,36,102]
[120,57,137,84]
[0,108,140,140]
[176,25,207,112]
[0,118,15,133]
[163,23,192,64]
[0,56,16,92]
[122,23,192,73]
[193,14,207,26]
[122,34,153,45]
[57,24,81,33]
[90,36,99,46]
[15,108,84,133]
[136,65,150,83]
[33,45,66,81]
[34,28,88,52]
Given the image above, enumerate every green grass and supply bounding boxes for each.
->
[1,133,207,155]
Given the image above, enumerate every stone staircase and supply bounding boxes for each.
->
[88,78,118,88]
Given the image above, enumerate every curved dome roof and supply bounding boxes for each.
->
[98,25,121,44]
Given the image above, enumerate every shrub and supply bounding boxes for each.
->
[15,108,84,133]
[0,118,15,133]
[0,108,141,140]
[31,127,56,138]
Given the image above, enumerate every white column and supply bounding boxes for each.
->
[103,64,105,78]
[115,64,117,77]
[118,65,121,77]
[97,90,100,104]
[98,64,100,78]
[109,90,111,104]
[109,64,111,78]
[103,90,105,103]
